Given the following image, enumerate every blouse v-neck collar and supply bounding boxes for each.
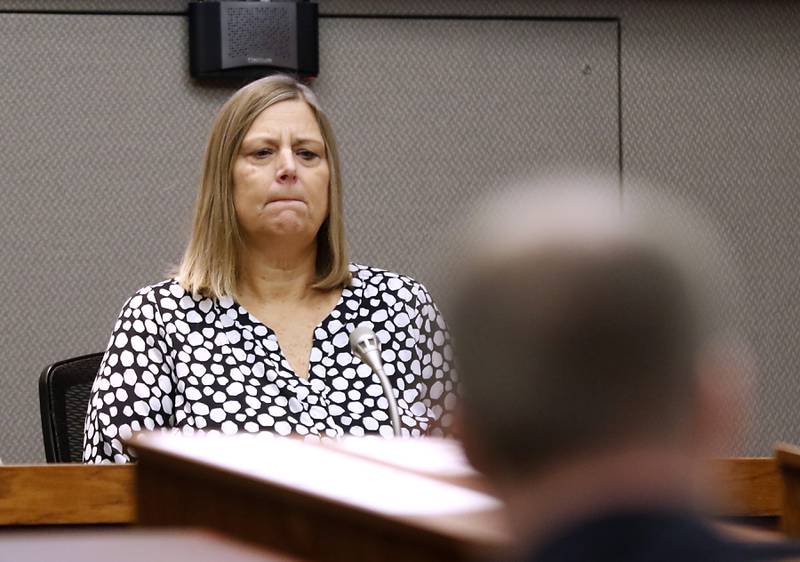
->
[225,266,364,336]
[212,265,366,382]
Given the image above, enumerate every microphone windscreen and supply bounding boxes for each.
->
[349,323,375,352]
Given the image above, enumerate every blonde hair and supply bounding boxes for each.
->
[176,75,351,298]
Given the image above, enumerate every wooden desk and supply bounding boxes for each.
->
[130,433,788,562]
[130,434,509,562]
[711,457,782,518]
[774,443,800,536]
[0,448,780,547]
[0,464,135,525]
[0,528,301,562]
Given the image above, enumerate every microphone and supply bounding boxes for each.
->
[349,323,401,437]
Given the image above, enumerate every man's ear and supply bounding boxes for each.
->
[453,403,495,477]
[693,345,753,456]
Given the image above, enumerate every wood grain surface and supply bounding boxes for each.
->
[0,454,783,532]
[0,464,135,525]
[775,444,800,536]
[711,457,781,517]
[711,457,781,518]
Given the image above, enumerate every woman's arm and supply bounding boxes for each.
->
[411,284,458,437]
[82,285,176,463]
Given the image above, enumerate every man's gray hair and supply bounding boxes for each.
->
[449,177,748,474]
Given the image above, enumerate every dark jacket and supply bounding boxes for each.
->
[525,510,800,562]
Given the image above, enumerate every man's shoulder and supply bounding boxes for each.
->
[527,510,795,562]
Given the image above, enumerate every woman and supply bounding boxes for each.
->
[83,75,456,463]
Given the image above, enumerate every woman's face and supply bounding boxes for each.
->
[232,99,330,248]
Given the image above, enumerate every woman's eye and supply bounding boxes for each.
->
[254,148,273,158]
[297,149,319,160]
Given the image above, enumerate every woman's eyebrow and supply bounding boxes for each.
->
[293,136,324,145]
[242,134,279,145]
[242,134,323,145]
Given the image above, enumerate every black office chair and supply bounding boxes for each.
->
[39,352,104,463]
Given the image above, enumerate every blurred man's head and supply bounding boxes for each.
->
[450,179,748,483]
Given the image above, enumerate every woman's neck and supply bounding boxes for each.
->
[237,241,318,303]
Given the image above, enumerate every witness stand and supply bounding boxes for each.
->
[0,437,791,562]
[130,434,508,562]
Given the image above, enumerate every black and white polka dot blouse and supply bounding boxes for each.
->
[83,264,457,463]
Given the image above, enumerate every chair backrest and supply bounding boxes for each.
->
[39,352,104,463]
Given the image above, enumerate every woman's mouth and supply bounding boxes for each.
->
[266,198,305,206]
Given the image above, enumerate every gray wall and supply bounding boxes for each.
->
[1,0,799,462]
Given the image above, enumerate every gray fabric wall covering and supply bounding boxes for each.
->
[616,2,800,453]
[316,18,618,297]
[0,1,186,11]
[0,13,231,463]
[320,0,800,456]
[0,8,617,462]
[3,0,800,462]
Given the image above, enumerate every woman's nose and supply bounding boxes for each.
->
[276,148,297,182]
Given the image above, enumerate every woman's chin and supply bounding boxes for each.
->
[259,219,318,241]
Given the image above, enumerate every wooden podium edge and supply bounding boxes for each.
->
[130,436,507,562]
[0,464,135,525]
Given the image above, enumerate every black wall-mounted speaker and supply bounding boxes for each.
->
[189,1,318,81]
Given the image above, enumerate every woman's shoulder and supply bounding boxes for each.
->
[349,263,432,302]
[122,278,207,309]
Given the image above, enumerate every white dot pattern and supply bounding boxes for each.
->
[82,264,457,463]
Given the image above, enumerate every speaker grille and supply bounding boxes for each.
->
[221,3,296,66]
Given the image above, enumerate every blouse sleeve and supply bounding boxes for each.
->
[82,287,176,463]
[412,284,459,437]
